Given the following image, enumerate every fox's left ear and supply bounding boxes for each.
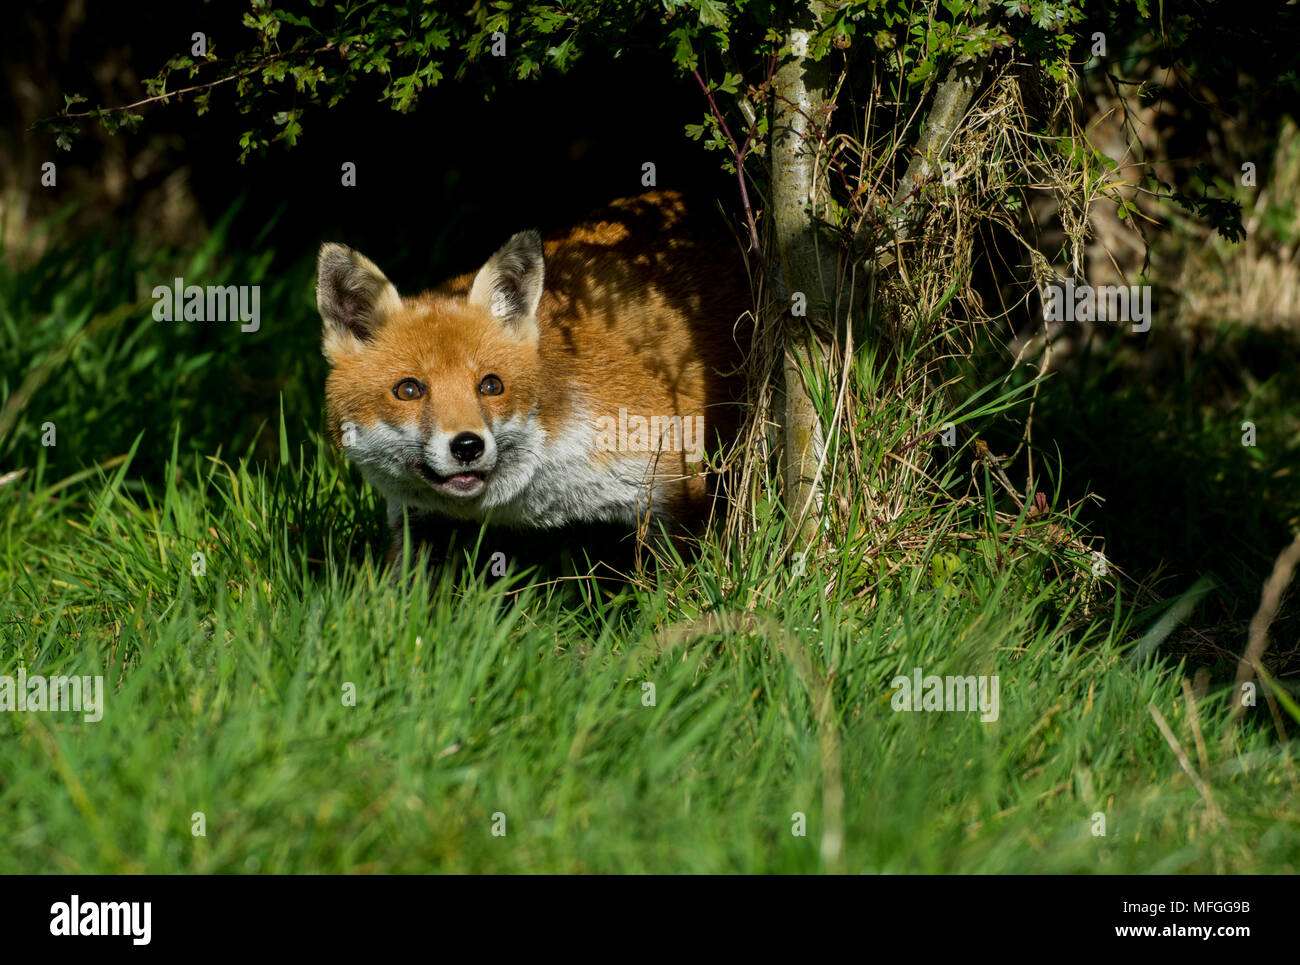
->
[469,230,544,337]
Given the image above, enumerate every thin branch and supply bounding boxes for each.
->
[49,45,337,123]
[691,57,773,257]
[1230,531,1300,721]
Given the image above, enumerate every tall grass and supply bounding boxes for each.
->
[1,205,1296,873]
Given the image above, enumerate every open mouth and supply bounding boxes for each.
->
[413,462,486,497]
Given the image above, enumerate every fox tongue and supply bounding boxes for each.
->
[445,473,480,490]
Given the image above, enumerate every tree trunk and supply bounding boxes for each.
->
[771,0,835,553]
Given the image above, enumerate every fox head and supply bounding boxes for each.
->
[316,232,550,520]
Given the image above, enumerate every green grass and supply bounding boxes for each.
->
[1,211,1297,873]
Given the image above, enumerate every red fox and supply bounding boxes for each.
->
[316,191,751,564]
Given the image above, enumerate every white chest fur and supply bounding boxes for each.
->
[480,418,665,529]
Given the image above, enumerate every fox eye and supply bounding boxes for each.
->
[479,374,504,396]
[392,378,425,401]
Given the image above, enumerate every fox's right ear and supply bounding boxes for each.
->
[316,243,402,360]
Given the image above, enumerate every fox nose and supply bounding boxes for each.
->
[450,431,485,464]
